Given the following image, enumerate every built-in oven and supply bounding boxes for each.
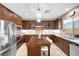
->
[16,25,22,42]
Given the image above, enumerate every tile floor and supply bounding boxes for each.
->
[16,43,67,56]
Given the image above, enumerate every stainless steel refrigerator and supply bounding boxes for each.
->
[0,20,16,56]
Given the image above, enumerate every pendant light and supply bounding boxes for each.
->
[36,3,42,22]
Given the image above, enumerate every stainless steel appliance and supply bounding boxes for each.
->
[16,25,22,42]
[70,42,79,56]
[0,20,16,56]
[16,25,22,49]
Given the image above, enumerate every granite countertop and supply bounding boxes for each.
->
[21,29,79,44]
[54,33,79,45]
[27,36,51,47]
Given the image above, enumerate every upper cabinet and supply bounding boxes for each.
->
[3,7,11,21]
[22,20,59,29]
[0,5,3,19]
[0,4,22,26]
[22,21,29,29]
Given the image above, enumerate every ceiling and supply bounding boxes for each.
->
[2,3,79,21]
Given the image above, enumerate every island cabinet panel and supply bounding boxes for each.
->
[53,35,70,56]
[27,47,41,56]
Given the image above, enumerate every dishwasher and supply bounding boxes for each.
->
[70,42,79,56]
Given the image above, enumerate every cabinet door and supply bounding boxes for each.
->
[63,39,70,55]
[54,36,70,56]
[12,14,22,25]
[53,35,58,43]
[22,35,31,43]
[17,17,22,25]
[3,7,10,21]
[28,22,32,29]
[27,47,41,56]
[0,5,3,19]
[15,16,19,25]
[12,14,17,24]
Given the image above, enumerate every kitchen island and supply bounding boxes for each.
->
[27,36,51,56]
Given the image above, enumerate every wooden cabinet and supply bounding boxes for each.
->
[3,7,11,21]
[22,20,59,29]
[12,14,21,25]
[53,35,70,56]
[22,21,28,29]
[28,22,32,29]
[0,4,22,26]
[54,19,58,29]
[48,35,54,43]
[22,35,32,43]
[15,16,22,25]
[62,39,70,55]
[27,47,41,56]
[0,5,3,19]
[18,17,22,25]
[22,21,32,29]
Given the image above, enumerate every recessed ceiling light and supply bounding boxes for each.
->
[65,8,70,11]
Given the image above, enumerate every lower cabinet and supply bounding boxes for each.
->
[27,46,50,56]
[27,47,41,56]
[22,35,32,43]
[53,35,70,56]
[62,39,70,56]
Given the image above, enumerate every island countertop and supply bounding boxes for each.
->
[27,36,51,47]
